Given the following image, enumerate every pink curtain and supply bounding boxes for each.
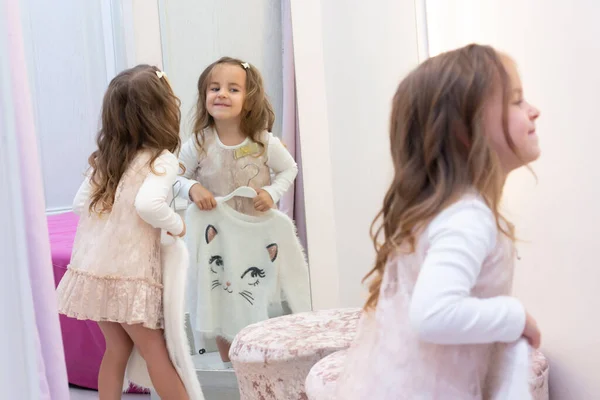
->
[3,0,69,398]
[280,0,307,250]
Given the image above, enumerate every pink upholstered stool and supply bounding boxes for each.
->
[229,308,361,400]
[530,350,550,399]
[48,212,147,394]
[305,348,550,400]
[305,349,348,399]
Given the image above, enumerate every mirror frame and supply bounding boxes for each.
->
[289,0,341,310]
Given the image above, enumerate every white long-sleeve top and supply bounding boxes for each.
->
[334,196,530,399]
[176,129,298,205]
[73,151,184,235]
[409,197,526,344]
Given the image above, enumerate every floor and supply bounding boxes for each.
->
[68,351,239,400]
[69,387,148,399]
[193,351,234,371]
[70,386,239,400]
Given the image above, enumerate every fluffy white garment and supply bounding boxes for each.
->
[123,233,205,399]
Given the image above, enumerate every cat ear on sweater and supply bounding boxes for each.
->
[205,225,218,244]
[267,243,278,262]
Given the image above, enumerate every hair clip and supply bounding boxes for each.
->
[241,62,250,70]
[156,70,166,79]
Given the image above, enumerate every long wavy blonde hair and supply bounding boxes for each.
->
[363,44,519,310]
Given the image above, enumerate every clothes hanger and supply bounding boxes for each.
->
[169,181,182,210]
[217,186,257,203]
[216,164,259,203]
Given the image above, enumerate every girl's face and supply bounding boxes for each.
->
[484,58,541,173]
[206,64,246,122]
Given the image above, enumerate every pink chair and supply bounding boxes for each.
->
[49,213,102,389]
[229,308,361,399]
[231,306,550,400]
[305,348,550,400]
[48,212,146,393]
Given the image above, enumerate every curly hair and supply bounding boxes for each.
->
[192,57,275,154]
[363,44,519,310]
[87,64,181,213]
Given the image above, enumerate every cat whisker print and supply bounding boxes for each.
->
[186,213,311,351]
[239,290,255,305]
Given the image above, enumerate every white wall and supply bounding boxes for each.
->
[131,0,163,69]
[289,0,340,310]
[22,0,109,213]
[427,0,600,398]
[22,0,163,213]
[319,0,420,306]
[158,0,283,139]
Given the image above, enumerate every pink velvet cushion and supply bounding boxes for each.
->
[305,349,348,400]
[530,350,550,399]
[230,308,361,400]
[305,348,550,400]
[48,212,147,394]
[48,213,103,389]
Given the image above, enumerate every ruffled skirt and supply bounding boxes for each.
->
[56,266,164,330]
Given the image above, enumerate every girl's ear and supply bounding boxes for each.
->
[266,243,278,262]
[205,225,218,244]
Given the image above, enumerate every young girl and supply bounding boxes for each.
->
[335,44,542,399]
[177,57,298,362]
[177,57,298,217]
[56,65,190,400]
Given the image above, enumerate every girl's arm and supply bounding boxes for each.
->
[72,173,92,215]
[409,199,527,345]
[262,133,298,203]
[176,138,202,200]
[135,151,184,236]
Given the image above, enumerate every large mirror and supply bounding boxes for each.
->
[158,0,312,372]
[26,0,312,396]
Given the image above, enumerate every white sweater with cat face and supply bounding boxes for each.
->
[185,201,311,342]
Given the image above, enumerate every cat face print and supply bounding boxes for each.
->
[205,224,278,306]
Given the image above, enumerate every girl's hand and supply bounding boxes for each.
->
[168,218,186,238]
[522,311,541,349]
[190,183,217,211]
[254,189,274,212]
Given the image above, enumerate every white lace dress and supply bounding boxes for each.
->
[56,150,183,330]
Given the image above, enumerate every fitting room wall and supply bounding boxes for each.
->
[292,0,422,308]
[321,0,422,307]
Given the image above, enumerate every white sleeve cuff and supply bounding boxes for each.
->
[499,296,527,342]
[177,175,199,201]
[261,186,279,204]
[134,152,184,235]
[409,198,525,345]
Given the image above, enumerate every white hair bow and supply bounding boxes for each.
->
[156,70,167,79]
[241,62,250,70]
